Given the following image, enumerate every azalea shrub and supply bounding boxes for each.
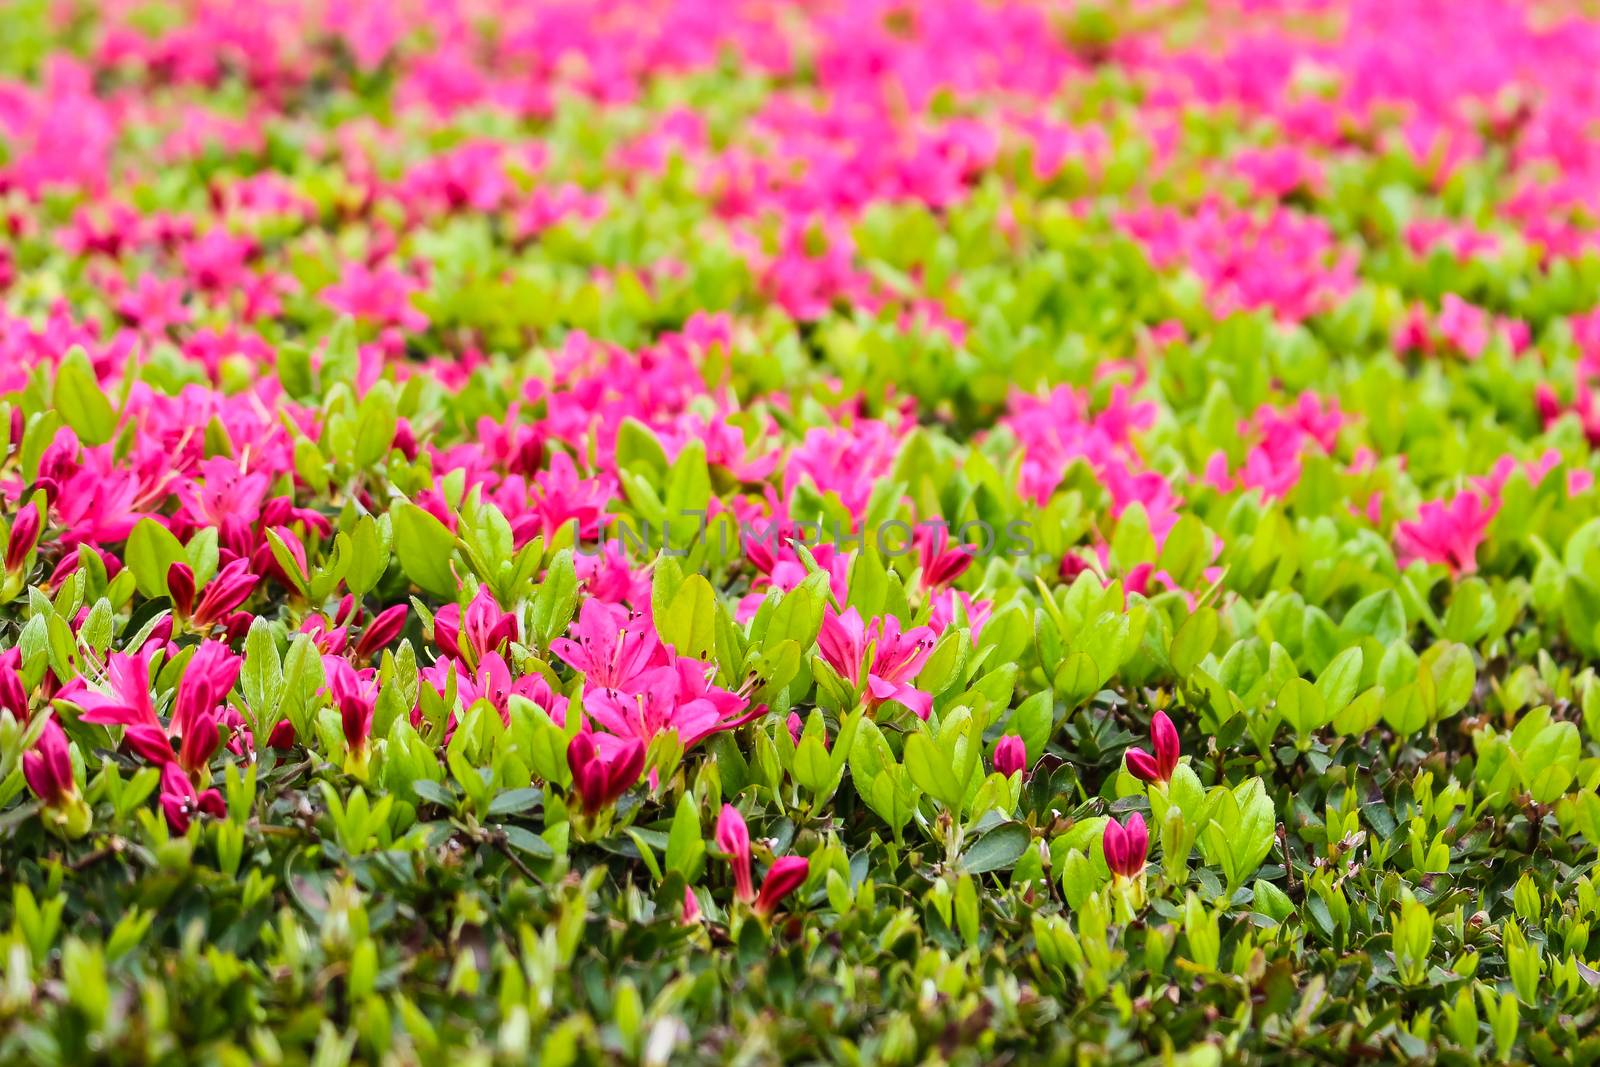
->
[6,0,1600,1063]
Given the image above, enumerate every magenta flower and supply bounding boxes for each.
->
[354,604,409,660]
[433,585,518,667]
[172,641,242,739]
[817,606,936,718]
[0,649,27,721]
[60,646,160,730]
[993,735,1027,778]
[1103,814,1149,880]
[753,856,810,918]
[158,761,224,834]
[682,886,703,925]
[585,660,756,755]
[916,523,975,589]
[23,716,75,807]
[551,600,668,691]
[324,656,378,754]
[1124,710,1180,785]
[5,500,42,573]
[168,559,258,630]
[172,456,270,532]
[566,731,645,815]
[717,804,755,902]
[1394,489,1496,574]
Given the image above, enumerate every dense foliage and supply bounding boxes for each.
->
[5,0,1600,1062]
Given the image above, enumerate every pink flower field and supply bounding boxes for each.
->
[4,1,1600,1062]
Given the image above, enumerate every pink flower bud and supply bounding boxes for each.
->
[717,804,754,903]
[1125,711,1181,784]
[22,717,74,807]
[993,735,1027,778]
[166,561,197,618]
[753,856,810,918]
[682,886,702,925]
[5,502,41,572]
[159,762,225,835]
[1151,711,1179,780]
[566,732,645,815]
[1103,813,1148,879]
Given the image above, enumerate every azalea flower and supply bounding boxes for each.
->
[585,659,755,756]
[167,559,259,631]
[717,804,755,902]
[566,731,645,815]
[1395,489,1496,574]
[753,857,810,918]
[4,500,42,574]
[993,735,1027,778]
[1124,711,1180,785]
[434,585,518,667]
[23,716,91,838]
[23,716,75,807]
[324,656,377,756]
[60,646,161,730]
[159,761,224,834]
[1103,814,1148,880]
[816,606,936,718]
[551,600,668,691]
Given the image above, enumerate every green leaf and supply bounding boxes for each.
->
[346,514,392,597]
[124,519,187,599]
[54,347,117,447]
[658,574,716,661]
[1169,607,1218,679]
[664,794,703,878]
[393,503,459,599]
[964,822,1029,874]
[905,730,963,810]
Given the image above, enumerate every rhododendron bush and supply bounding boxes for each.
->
[8,0,1600,1061]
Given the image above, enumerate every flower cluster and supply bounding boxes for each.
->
[2,0,1600,1060]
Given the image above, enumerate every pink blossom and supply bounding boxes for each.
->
[817,606,937,718]
[159,761,224,834]
[1395,490,1496,574]
[993,735,1027,778]
[1103,813,1148,879]
[551,600,668,692]
[1124,711,1180,784]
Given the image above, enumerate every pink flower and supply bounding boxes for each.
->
[23,716,75,807]
[585,660,756,755]
[717,804,755,903]
[5,501,42,573]
[682,886,702,925]
[173,456,270,532]
[1103,813,1148,879]
[817,607,936,718]
[1435,294,1490,359]
[0,650,27,721]
[566,731,645,815]
[168,558,258,630]
[322,261,428,333]
[324,656,377,753]
[916,523,975,588]
[1124,711,1180,784]
[60,646,160,730]
[1395,490,1496,574]
[993,735,1027,778]
[434,586,518,667]
[551,600,668,692]
[354,604,408,660]
[158,761,224,834]
[753,856,810,918]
